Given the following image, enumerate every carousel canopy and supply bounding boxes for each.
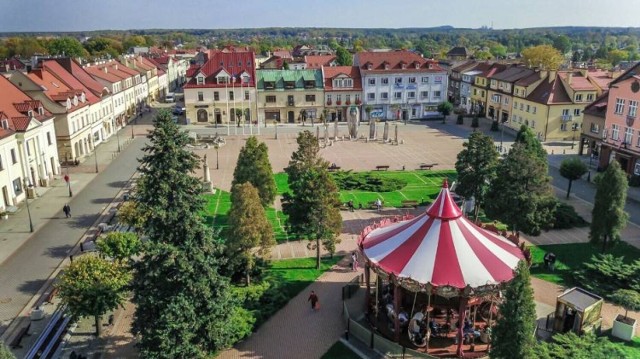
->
[361,180,524,290]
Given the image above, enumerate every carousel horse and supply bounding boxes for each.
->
[408,319,427,348]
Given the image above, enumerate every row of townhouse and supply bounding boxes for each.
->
[449,60,617,140]
[580,62,640,177]
[183,49,449,125]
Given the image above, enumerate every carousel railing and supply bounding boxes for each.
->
[358,214,415,245]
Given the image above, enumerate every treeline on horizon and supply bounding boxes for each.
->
[2,26,640,68]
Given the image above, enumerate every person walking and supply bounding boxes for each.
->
[375,198,382,212]
[308,290,319,311]
[63,203,71,218]
[351,251,359,271]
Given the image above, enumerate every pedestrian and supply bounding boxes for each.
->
[376,198,382,212]
[351,251,359,271]
[308,290,319,311]
[348,200,354,212]
[63,203,71,218]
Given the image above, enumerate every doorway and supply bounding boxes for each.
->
[215,110,222,124]
[402,110,408,121]
[288,111,295,123]
[2,186,9,207]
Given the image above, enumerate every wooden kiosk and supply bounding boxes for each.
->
[553,287,603,335]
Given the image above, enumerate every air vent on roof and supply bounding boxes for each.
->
[52,82,59,88]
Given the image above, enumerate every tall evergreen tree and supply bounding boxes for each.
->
[131,110,247,358]
[515,125,547,160]
[590,161,629,253]
[226,182,275,284]
[490,261,537,359]
[485,142,556,235]
[283,131,342,269]
[454,131,499,220]
[232,136,277,207]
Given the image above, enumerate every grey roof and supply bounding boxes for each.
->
[558,287,603,311]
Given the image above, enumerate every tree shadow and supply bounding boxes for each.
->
[91,198,115,204]
[16,278,47,295]
[106,180,129,189]
[67,213,102,229]
[44,243,75,258]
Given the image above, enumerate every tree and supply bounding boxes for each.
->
[232,136,277,207]
[489,43,507,58]
[116,200,147,232]
[608,49,629,66]
[490,261,537,359]
[96,232,141,263]
[515,125,547,160]
[485,142,556,235]
[522,44,564,70]
[438,101,453,123]
[234,108,243,126]
[610,289,640,320]
[226,183,275,284]
[553,35,572,55]
[474,50,493,60]
[47,37,87,58]
[455,131,500,220]
[56,255,131,337]
[536,332,626,359]
[283,131,342,269]
[365,105,372,122]
[559,157,588,199]
[0,343,15,359]
[590,161,629,252]
[335,46,353,66]
[132,110,247,357]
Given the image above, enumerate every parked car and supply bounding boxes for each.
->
[165,93,175,103]
[173,105,185,115]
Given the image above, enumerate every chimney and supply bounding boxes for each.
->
[104,66,108,74]
[567,72,573,85]
[549,70,556,83]
[540,69,548,80]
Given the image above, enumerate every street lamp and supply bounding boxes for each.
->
[214,142,219,170]
[23,178,34,232]
[94,142,99,173]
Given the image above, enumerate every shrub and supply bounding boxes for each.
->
[574,254,640,298]
[490,120,500,131]
[456,114,464,124]
[331,171,407,192]
[553,202,588,229]
[471,116,479,128]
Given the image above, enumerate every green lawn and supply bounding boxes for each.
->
[529,242,640,286]
[610,335,640,357]
[275,170,457,208]
[203,190,290,243]
[321,341,361,359]
[265,256,342,299]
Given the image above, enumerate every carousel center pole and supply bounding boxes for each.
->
[457,297,468,357]
[365,263,371,315]
[394,281,401,342]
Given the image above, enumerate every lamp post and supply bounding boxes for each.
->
[23,178,34,233]
[94,142,99,173]
[214,143,219,170]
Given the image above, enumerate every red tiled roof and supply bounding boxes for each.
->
[41,61,100,104]
[184,49,256,89]
[0,58,26,72]
[515,72,542,86]
[186,64,200,78]
[0,75,53,134]
[356,51,444,73]
[583,91,609,117]
[53,58,109,97]
[273,50,292,59]
[84,63,125,84]
[27,70,89,112]
[526,77,572,105]
[323,66,362,91]
[586,69,615,89]
[305,55,336,69]
[558,71,596,91]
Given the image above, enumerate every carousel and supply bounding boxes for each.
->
[359,180,524,358]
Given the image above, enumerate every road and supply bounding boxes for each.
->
[0,137,146,330]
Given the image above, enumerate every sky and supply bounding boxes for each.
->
[1,0,639,32]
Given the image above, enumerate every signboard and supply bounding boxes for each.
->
[370,108,384,118]
[435,76,443,84]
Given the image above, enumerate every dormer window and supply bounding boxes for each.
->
[73,97,78,106]
[384,62,390,70]
[284,81,295,89]
[428,64,433,69]
[38,107,44,115]
[265,81,275,90]
[400,62,407,69]
[1,120,8,130]
[414,62,421,69]
[367,63,373,70]
[27,110,34,118]
[197,75,204,85]
[80,93,86,103]
[66,99,72,109]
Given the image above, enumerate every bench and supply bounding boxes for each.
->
[328,166,341,172]
[10,322,31,348]
[401,200,419,208]
[375,165,390,171]
[368,201,384,210]
[418,163,439,170]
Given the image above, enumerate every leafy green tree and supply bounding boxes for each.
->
[522,44,564,70]
[335,46,353,66]
[515,125,547,160]
[438,101,453,123]
[56,255,131,337]
[490,261,537,359]
[474,50,493,60]
[489,43,507,58]
[116,200,147,232]
[47,37,87,57]
[132,110,247,358]
[83,37,123,58]
[485,142,556,235]
[0,343,15,359]
[608,49,629,66]
[590,161,629,253]
[96,232,141,263]
[122,35,147,51]
[283,131,342,269]
[536,332,626,359]
[553,35,572,54]
[226,182,274,285]
[455,131,500,220]
[232,136,277,207]
[610,289,640,320]
[559,157,588,199]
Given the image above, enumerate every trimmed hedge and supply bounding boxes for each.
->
[332,171,407,192]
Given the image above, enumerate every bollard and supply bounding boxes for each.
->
[69,255,74,262]
[80,242,84,252]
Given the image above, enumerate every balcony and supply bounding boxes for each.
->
[561,115,572,122]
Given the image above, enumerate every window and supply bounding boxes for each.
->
[587,94,594,101]
[520,103,524,110]
[514,101,518,108]
[381,78,389,85]
[344,79,353,87]
[196,76,204,85]
[214,92,220,101]
[10,149,17,164]
[409,77,416,83]
[590,123,599,134]
[229,91,235,100]
[575,94,583,102]
[245,91,250,100]
[381,92,389,100]
[615,98,625,114]
[0,155,3,170]
[630,100,638,118]
[394,92,402,99]
[355,94,361,102]
[421,91,429,98]
[612,124,620,140]
[47,132,52,145]
[26,140,31,156]
[13,178,22,195]
[531,120,536,128]
[473,89,477,95]
[408,91,416,99]
[395,77,402,84]
[327,95,332,103]
[512,114,517,122]
[422,77,429,83]
[305,95,316,102]
[345,95,351,103]
[491,94,501,103]
[198,92,204,101]
[625,127,633,144]
[336,94,342,102]
[526,105,530,112]
[503,97,509,105]
[560,123,568,131]
[367,92,375,100]
[433,91,441,98]
[368,78,376,86]
[574,108,581,116]
[532,106,537,114]
[266,95,276,103]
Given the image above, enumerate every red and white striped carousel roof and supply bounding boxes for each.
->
[361,180,524,289]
